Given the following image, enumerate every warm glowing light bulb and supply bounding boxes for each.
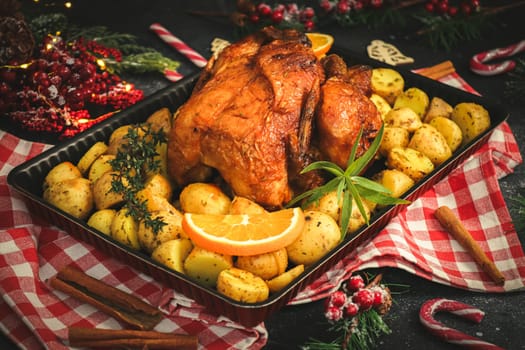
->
[125,84,132,92]
[64,2,72,8]
[20,63,30,69]
[96,59,106,70]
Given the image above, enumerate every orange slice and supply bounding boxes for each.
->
[306,33,334,59]
[182,207,305,256]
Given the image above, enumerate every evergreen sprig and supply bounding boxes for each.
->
[412,10,488,51]
[303,309,392,350]
[287,124,409,239]
[109,124,167,234]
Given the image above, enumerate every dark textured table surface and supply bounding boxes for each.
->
[1,1,524,349]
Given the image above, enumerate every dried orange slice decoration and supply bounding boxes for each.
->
[182,207,305,256]
[306,33,334,59]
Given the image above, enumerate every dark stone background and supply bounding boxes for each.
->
[1,1,523,349]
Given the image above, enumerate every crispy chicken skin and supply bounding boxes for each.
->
[168,27,324,208]
[316,55,382,168]
[167,28,382,208]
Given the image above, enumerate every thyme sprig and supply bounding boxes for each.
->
[287,124,409,239]
[109,123,167,234]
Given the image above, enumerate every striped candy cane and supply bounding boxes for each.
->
[419,298,504,350]
[470,40,525,76]
[164,69,184,82]
[150,23,208,68]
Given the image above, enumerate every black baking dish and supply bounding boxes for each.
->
[7,48,508,327]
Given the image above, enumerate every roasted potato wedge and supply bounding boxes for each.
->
[384,107,422,132]
[92,171,126,210]
[386,147,435,182]
[450,102,491,146]
[372,169,415,199]
[266,264,305,293]
[184,246,233,288]
[87,209,117,235]
[138,209,186,254]
[393,87,430,119]
[236,248,288,280]
[77,141,108,176]
[428,116,463,153]
[370,93,392,120]
[43,161,82,190]
[371,68,404,105]
[43,177,93,220]
[408,124,452,166]
[179,182,231,214]
[216,267,269,303]
[110,207,140,250]
[229,196,267,215]
[151,238,193,274]
[87,154,115,183]
[379,127,410,158]
[286,210,341,266]
[423,96,453,123]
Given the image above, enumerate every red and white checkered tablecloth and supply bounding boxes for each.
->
[0,73,524,349]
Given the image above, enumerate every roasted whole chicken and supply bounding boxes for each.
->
[167,27,382,209]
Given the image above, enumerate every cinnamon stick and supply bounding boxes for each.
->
[434,206,505,285]
[417,60,455,80]
[68,327,198,349]
[50,266,162,330]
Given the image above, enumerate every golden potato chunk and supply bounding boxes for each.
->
[87,209,117,235]
[216,267,269,303]
[43,177,93,220]
[179,182,231,214]
[450,102,491,146]
[152,238,193,274]
[384,107,422,132]
[138,209,185,254]
[87,154,115,183]
[184,246,233,288]
[423,96,453,123]
[408,124,452,166]
[236,248,288,280]
[372,169,414,199]
[379,127,410,158]
[393,87,430,119]
[266,264,305,293]
[386,147,435,182]
[371,68,405,105]
[111,207,140,250]
[77,141,108,176]
[370,93,392,120]
[429,116,463,153]
[44,161,82,191]
[286,210,341,266]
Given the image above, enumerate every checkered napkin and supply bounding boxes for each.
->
[0,73,523,350]
[290,73,525,304]
[0,131,268,349]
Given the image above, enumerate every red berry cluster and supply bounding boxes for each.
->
[249,3,317,31]
[320,0,384,15]
[0,35,143,137]
[424,0,481,17]
[324,274,387,323]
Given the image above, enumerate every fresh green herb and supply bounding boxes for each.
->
[287,124,409,239]
[109,123,167,234]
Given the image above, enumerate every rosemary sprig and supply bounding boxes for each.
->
[103,52,180,75]
[109,123,167,234]
[287,124,409,239]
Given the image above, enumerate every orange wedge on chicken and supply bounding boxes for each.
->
[182,207,305,256]
[306,33,334,59]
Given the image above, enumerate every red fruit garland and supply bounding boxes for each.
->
[307,273,393,349]
[1,34,143,138]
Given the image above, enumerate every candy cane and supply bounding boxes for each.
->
[163,69,184,82]
[419,298,504,350]
[149,23,208,68]
[470,40,525,76]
